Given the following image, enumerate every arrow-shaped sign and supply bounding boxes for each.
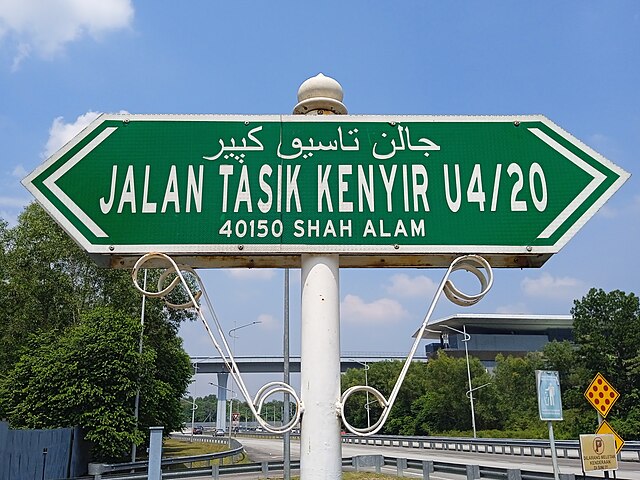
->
[23,114,629,268]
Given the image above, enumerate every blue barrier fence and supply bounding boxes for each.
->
[0,421,88,480]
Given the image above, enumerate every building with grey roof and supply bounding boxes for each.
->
[417,313,573,368]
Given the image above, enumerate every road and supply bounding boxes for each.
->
[237,435,640,479]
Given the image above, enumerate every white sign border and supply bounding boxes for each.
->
[22,114,630,266]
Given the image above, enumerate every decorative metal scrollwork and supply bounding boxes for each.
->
[131,252,302,434]
[339,255,493,436]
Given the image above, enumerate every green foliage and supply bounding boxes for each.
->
[492,352,544,430]
[2,308,146,460]
[572,288,640,419]
[342,361,403,433]
[340,287,640,440]
[0,204,195,461]
[417,352,476,433]
[560,288,640,440]
[340,354,495,436]
[187,394,219,423]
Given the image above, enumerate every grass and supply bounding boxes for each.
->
[162,438,247,466]
[165,439,397,478]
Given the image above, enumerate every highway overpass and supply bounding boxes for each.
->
[189,352,428,374]
[190,353,429,431]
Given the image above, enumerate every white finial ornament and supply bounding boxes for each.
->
[293,73,347,115]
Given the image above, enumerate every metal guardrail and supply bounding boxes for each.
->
[87,436,244,478]
[85,434,640,479]
[86,454,604,480]
[358,456,607,480]
[341,434,640,462]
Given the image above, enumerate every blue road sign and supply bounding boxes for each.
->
[536,370,563,421]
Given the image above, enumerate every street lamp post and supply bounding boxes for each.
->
[190,363,198,443]
[132,269,147,461]
[349,359,371,429]
[229,321,262,341]
[442,325,479,438]
[227,321,261,442]
[283,267,291,480]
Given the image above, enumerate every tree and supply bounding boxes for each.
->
[1,306,192,461]
[411,351,494,435]
[0,203,195,372]
[341,362,388,432]
[341,360,429,435]
[538,340,594,438]
[492,352,545,434]
[572,288,640,439]
[3,309,145,459]
[0,203,195,460]
[341,355,495,436]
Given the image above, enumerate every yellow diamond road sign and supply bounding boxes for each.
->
[596,420,625,454]
[584,373,619,417]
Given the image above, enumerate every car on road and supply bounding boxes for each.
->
[192,426,203,435]
[215,429,226,436]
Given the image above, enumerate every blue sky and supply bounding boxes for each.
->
[1,1,638,398]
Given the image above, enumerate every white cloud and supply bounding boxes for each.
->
[0,209,19,226]
[0,196,30,208]
[595,194,640,219]
[386,273,438,298]
[589,133,620,159]
[10,42,30,72]
[341,294,409,324]
[521,272,586,301]
[43,111,101,158]
[11,164,27,177]
[0,0,134,69]
[256,313,279,329]
[226,269,277,281]
[596,204,619,219]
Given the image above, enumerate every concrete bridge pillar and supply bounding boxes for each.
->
[215,373,228,431]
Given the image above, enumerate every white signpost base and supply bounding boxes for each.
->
[300,254,342,479]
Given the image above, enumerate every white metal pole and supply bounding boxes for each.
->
[295,73,347,480]
[548,421,560,480]
[283,268,291,480]
[131,269,147,462]
[364,363,370,429]
[190,363,198,442]
[228,395,232,447]
[227,321,260,444]
[463,325,477,438]
[300,254,341,480]
[349,358,371,429]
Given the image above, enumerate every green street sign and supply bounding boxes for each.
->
[22,114,629,268]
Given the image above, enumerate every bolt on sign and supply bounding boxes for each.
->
[596,420,624,454]
[579,434,618,472]
[584,373,620,417]
[22,114,630,269]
